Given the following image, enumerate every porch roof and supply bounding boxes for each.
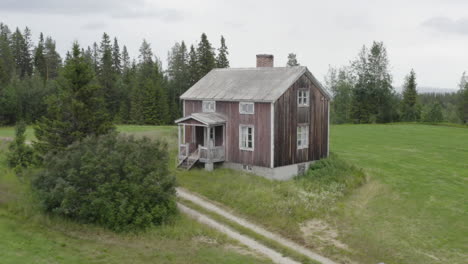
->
[175,112,226,126]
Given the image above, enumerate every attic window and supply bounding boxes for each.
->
[298,90,309,107]
[239,102,255,114]
[202,101,216,112]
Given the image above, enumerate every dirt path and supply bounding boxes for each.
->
[178,203,300,264]
[177,187,337,264]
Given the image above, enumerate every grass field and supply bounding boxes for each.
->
[175,124,468,264]
[0,138,271,264]
[1,123,466,263]
[330,124,468,263]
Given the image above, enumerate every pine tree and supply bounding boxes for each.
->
[187,44,199,86]
[112,37,121,75]
[34,42,114,156]
[457,72,468,124]
[167,41,190,120]
[22,27,34,77]
[133,40,169,125]
[118,46,134,123]
[34,33,47,81]
[11,27,33,78]
[0,23,14,84]
[286,53,299,66]
[401,69,420,121]
[122,45,130,72]
[91,42,99,73]
[97,33,118,117]
[43,36,62,80]
[196,33,216,78]
[216,36,229,68]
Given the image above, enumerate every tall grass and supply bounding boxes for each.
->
[295,154,366,213]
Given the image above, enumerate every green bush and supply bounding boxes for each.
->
[7,121,35,172]
[33,132,177,231]
[295,154,366,211]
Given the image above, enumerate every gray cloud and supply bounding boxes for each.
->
[422,16,468,35]
[111,8,183,22]
[0,0,183,22]
[81,21,107,31]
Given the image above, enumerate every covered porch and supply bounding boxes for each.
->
[175,112,226,170]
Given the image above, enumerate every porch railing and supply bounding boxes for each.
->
[178,143,189,158]
[199,145,225,163]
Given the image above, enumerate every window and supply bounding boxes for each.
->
[297,125,309,149]
[239,102,255,114]
[202,101,216,112]
[239,125,254,151]
[297,90,309,107]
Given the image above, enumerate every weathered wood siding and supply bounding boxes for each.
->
[274,74,329,167]
[184,100,271,167]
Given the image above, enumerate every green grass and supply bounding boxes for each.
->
[176,156,364,263]
[178,197,321,264]
[0,140,271,264]
[2,123,466,263]
[176,124,467,264]
[330,124,468,264]
[0,126,35,140]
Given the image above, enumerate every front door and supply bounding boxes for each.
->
[208,127,215,147]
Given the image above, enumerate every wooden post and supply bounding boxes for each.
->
[177,124,181,157]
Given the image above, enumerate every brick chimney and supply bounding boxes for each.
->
[256,54,274,67]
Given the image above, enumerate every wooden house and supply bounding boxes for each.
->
[175,54,330,180]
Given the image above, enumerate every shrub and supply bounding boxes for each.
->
[7,121,35,172]
[33,132,177,231]
[295,154,366,211]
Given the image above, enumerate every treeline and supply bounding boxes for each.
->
[326,41,468,124]
[0,22,229,125]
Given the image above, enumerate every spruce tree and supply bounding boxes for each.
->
[216,36,229,68]
[118,46,134,123]
[401,69,420,121]
[131,40,169,125]
[286,53,299,66]
[196,33,216,78]
[91,42,99,73]
[34,33,47,81]
[121,45,130,71]
[34,42,114,156]
[98,33,118,117]
[0,23,14,84]
[43,36,62,79]
[167,41,190,120]
[457,72,468,124]
[112,37,121,75]
[11,27,33,78]
[187,44,199,86]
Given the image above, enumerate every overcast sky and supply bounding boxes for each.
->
[1,0,467,90]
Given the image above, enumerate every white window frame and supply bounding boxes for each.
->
[297,89,310,107]
[239,125,254,151]
[239,102,255,114]
[202,100,216,112]
[297,124,309,149]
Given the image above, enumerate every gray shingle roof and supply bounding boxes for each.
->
[180,66,329,102]
[175,112,226,126]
